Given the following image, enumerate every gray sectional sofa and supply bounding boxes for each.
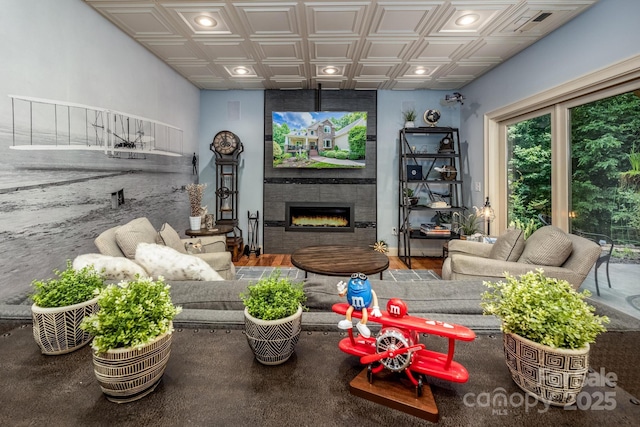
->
[2,276,638,334]
[166,277,639,333]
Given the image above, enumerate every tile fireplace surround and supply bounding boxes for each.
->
[263,90,377,253]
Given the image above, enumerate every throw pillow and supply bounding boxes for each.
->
[135,243,223,281]
[489,228,525,261]
[156,223,188,254]
[72,253,148,281]
[518,225,573,267]
[94,226,125,257]
[115,217,158,259]
[185,239,204,254]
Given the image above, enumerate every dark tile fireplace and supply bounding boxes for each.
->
[285,202,354,232]
[262,89,377,253]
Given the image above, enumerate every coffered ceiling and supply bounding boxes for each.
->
[84,0,598,90]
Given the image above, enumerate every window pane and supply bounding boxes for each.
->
[507,114,552,227]
[570,91,640,245]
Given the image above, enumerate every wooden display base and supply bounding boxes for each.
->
[349,369,439,423]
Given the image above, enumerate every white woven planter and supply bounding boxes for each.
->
[503,332,590,407]
[92,325,173,403]
[244,305,302,365]
[31,297,99,355]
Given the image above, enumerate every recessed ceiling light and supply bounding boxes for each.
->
[195,15,216,27]
[455,13,480,26]
[233,67,250,75]
[322,66,339,75]
[414,67,428,75]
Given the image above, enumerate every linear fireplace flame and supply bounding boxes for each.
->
[285,202,354,232]
[291,215,348,227]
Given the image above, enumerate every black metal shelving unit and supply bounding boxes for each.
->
[398,127,465,268]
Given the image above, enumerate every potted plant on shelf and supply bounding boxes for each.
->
[186,183,206,230]
[30,261,104,355]
[403,187,418,205]
[80,276,181,403]
[402,109,417,128]
[452,209,481,238]
[481,269,609,406]
[240,270,307,365]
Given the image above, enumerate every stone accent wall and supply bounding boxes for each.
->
[263,90,377,253]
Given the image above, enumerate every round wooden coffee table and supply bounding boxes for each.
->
[291,245,389,279]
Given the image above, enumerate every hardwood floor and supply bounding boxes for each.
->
[234,254,444,276]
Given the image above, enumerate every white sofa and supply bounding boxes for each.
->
[93,217,235,280]
[442,225,601,289]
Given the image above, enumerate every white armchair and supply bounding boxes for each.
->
[442,226,601,289]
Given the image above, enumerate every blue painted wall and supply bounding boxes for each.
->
[461,0,640,211]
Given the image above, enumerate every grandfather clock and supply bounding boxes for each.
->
[210,130,243,260]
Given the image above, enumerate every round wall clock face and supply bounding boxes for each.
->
[211,131,239,155]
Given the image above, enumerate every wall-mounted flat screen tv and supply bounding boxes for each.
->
[272,111,367,169]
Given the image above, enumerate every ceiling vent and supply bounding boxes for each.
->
[512,11,552,32]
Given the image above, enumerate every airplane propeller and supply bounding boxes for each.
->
[360,343,425,365]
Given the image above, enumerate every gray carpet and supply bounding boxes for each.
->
[234,266,441,282]
[0,324,638,426]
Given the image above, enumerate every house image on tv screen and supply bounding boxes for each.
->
[272,111,367,169]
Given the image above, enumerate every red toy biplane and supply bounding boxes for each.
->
[333,298,476,397]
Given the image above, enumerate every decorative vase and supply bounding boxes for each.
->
[189,216,201,231]
[503,332,590,407]
[31,297,99,355]
[404,121,415,128]
[92,325,173,403]
[244,305,302,365]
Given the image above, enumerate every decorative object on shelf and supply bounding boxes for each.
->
[406,164,422,181]
[186,183,206,230]
[205,213,215,231]
[240,270,307,365]
[370,240,388,253]
[438,135,454,153]
[403,187,419,206]
[402,109,417,128]
[434,165,457,181]
[210,130,243,241]
[80,276,181,403]
[452,209,481,237]
[481,270,609,406]
[480,196,495,235]
[30,261,104,355]
[423,109,441,127]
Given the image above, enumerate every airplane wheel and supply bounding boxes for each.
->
[367,365,373,384]
[376,328,414,372]
[416,377,423,398]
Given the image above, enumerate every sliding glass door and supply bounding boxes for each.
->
[570,91,640,245]
[506,114,551,227]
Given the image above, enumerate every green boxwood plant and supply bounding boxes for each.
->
[481,269,609,349]
[240,270,307,321]
[31,261,105,308]
[80,276,181,353]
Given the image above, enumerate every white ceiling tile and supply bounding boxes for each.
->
[236,5,299,36]
[306,3,368,36]
[85,0,600,90]
[369,3,435,36]
[362,40,413,61]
